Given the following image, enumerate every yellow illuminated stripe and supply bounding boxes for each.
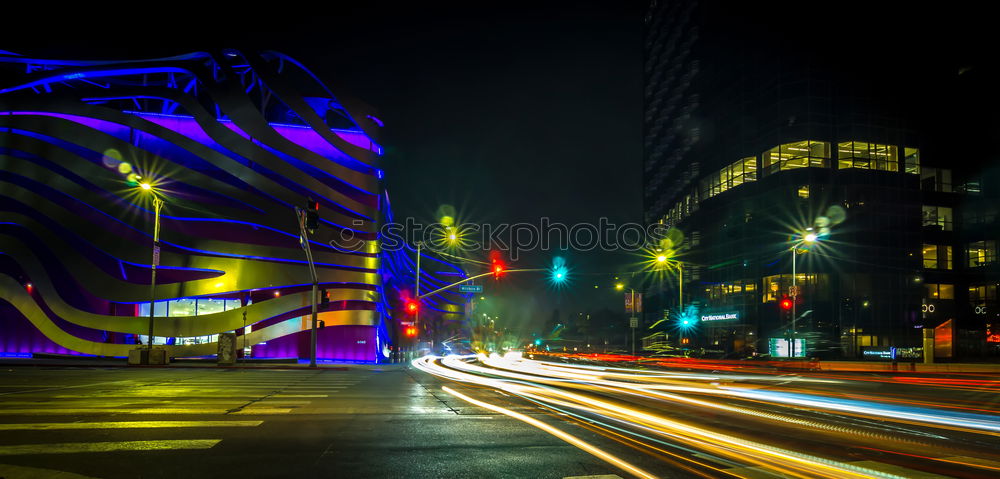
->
[230,408,293,414]
[0,439,221,455]
[441,386,658,479]
[0,408,231,415]
[0,420,262,430]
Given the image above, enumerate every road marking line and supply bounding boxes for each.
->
[0,439,221,455]
[0,408,230,415]
[229,408,293,414]
[271,394,328,398]
[0,420,262,430]
[0,463,102,478]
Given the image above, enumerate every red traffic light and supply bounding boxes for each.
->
[492,260,506,280]
[779,297,793,311]
[404,326,418,337]
[405,300,419,315]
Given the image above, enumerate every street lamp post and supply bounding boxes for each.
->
[789,231,817,358]
[415,241,422,355]
[146,196,163,353]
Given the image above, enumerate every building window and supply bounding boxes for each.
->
[137,297,243,346]
[922,244,953,270]
[904,147,920,174]
[969,284,998,302]
[797,185,810,198]
[762,140,830,174]
[922,205,953,231]
[964,204,998,225]
[925,283,955,300]
[967,240,997,267]
[837,141,898,171]
[700,156,757,200]
[920,168,952,192]
[762,274,824,302]
[957,178,982,195]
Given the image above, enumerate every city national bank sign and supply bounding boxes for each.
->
[700,312,739,322]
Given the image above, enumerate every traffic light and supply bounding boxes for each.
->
[405,299,419,315]
[780,297,793,311]
[321,289,330,308]
[492,259,506,280]
[305,198,319,233]
[551,266,567,283]
[404,325,418,337]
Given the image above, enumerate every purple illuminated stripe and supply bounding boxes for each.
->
[252,325,377,363]
[123,110,382,157]
[3,112,374,238]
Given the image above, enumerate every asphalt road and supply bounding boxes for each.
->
[414,354,1000,479]
[0,364,624,479]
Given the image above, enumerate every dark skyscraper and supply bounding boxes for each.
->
[642,1,998,359]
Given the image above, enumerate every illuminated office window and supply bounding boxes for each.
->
[837,141,898,171]
[967,240,997,267]
[925,283,954,300]
[699,156,757,201]
[969,284,998,302]
[763,140,830,174]
[922,244,953,269]
[922,205,953,231]
[762,274,820,302]
[904,147,920,174]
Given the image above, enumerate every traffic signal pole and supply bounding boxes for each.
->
[791,247,797,358]
[296,207,319,368]
[416,268,543,299]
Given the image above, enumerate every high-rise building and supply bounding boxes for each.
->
[642,1,999,359]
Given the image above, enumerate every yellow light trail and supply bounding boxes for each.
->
[417,356,909,479]
[441,386,659,479]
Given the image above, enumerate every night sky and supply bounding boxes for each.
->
[7,4,991,337]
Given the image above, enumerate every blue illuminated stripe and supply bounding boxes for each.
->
[0,66,195,95]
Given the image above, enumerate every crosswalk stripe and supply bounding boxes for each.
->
[50,393,331,398]
[0,408,231,415]
[0,463,102,478]
[0,439,221,455]
[230,408,292,414]
[0,420,262,430]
